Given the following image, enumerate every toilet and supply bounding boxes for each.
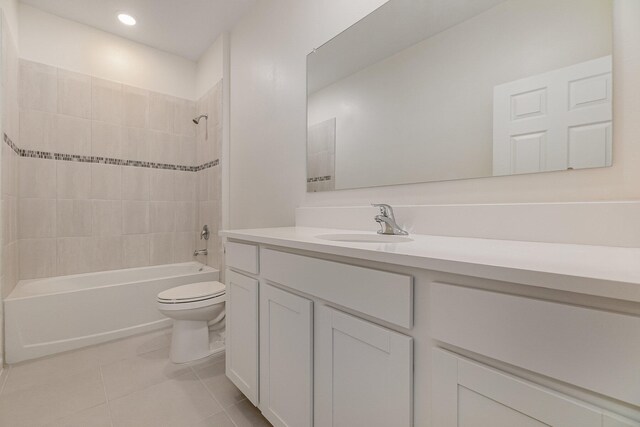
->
[157,281,226,363]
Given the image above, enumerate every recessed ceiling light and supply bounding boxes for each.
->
[118,13,136,26]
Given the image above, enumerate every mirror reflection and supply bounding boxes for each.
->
[306,0,613,192]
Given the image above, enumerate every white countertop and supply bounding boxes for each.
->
[220,226,640,303]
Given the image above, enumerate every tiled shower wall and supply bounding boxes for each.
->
[195,81,223,269]
[0,10,20,365]
[15,59,222,279]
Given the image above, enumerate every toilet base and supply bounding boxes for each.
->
[170,319,215,363]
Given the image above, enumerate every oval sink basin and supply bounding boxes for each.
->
[316,233,413,243]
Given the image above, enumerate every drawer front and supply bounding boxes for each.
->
[261,248,412,329]
[226,241,259,274]
[430,282,640,406]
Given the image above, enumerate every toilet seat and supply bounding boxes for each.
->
[157,281,225,304]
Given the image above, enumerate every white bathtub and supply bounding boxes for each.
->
[4,262,219,363]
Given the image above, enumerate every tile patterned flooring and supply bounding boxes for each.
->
[0,329,271,427]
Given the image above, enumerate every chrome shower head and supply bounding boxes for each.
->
[192,114,208,124]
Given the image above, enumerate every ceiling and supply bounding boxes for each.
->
[19,0,256,61]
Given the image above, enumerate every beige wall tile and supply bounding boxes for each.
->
[197,170,209,201]
[122,201,149,235]
[175,201,196,232]
[20,59,57,113]
[122,234,150,268]
[175,171,196,201]
[2,144,18,197]
[149,233,173,265]
[148,131,178,165]
[178,135,196,166]
[148,93,174,133]
[122,127,149,162]
[58,69,91,119]
[92,236,122,271]
[91,121,123,159]
[57,199,92,237]
[19,198,56,238]
[122,166,150,200]
[92,77,123,125]
[20,238,57,279]
[20,109,55,151]
[55,115,91,156]
[57,161,92,199]
[19,157,56,198]
[173,98,197,137]
[92,200,122,236]
[91,164,122,200]
[149,201,175,233]
[123,86,148,129]
[173,232,195,262]
[208,168,221,201]
[149,169,174,201]
[56,237,93,276]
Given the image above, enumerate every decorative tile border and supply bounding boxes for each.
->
[307,175,332,183]
[4,133,219,172]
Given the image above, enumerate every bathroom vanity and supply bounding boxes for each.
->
[221,226,640,427]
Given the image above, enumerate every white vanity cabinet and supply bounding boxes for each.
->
[225,240,414,426]
[222,231,640,427]
[225,266,260,405]
[315,305,413,427]
[259,283,313,427]
[432,349,639,427]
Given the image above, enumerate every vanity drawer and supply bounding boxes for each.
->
[226,241,259,274]
[260,248,413,329]
[430,282,640,406]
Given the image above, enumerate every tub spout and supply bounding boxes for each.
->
[194,249,208,256]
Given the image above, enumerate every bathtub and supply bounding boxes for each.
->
[4,262,219,363]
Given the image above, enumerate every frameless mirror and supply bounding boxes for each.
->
[306,0,613,192]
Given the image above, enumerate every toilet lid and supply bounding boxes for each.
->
[158,281,225,303]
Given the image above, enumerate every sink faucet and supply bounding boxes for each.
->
[372,204,408,235]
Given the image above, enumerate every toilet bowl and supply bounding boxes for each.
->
[157,281,226,363]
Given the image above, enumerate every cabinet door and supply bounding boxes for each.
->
[260,283,313,427]
[432,349,640,427]
[315,305,412,427]
[225,269,259,405]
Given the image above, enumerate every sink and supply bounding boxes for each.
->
[316,233,413,243]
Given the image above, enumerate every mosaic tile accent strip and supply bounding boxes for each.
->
[4,133,219,172]
[307,175,332,183]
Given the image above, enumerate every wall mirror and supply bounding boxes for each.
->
[306,0,613,192]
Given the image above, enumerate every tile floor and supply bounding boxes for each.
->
[0,329,271,427]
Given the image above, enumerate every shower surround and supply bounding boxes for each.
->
[13,59,223,280]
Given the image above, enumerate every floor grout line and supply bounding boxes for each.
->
[190,363,241,427]
[0,365,10,395]
[98,365,116,427]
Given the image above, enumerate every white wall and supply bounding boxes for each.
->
[229,0,388,228]
[229,0,640,229]
[308,0,611,190]
[18,3,197,100]
[196,34,224,99]
[0,0,17,44]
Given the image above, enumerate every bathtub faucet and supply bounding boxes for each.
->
[194,249,208,256]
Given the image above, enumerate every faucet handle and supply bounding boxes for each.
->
[371,203,393,217]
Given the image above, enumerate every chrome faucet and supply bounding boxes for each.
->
[200,225,210,240]
[372,203,408,235]
[194,248,208,256]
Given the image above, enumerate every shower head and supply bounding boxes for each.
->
[193,114,208,124]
